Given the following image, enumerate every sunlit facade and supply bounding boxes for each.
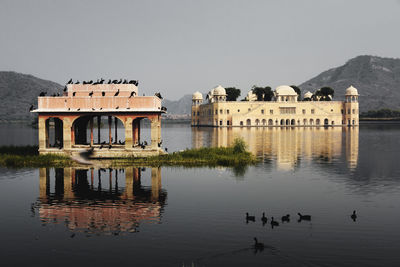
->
[192,85,359,127]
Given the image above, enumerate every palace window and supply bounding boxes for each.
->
[302,109,306,114]
[279,107,296,114]
[311,109,315,114]
[220,109,223,114]
[341,109,344,114]
[352,109,355,114]
[215,109,218,115]
[227,109,230,114]
[261,109,264,114]
[348,109,351,114]
[248,108,251,112]
[237,109,240,113]
[270,109,273,114]
[197,111,199,115]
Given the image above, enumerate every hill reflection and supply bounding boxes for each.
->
[192,126,359,170]
[34,167,166,235]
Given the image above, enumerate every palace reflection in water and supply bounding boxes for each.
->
[35,167,166,235]
[192,126,359,170]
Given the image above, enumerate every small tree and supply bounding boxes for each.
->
[290,85,301,101]
[251,86,274,101]
[263,86,274,101]
[225,87,241,101]
[233,137,247,154]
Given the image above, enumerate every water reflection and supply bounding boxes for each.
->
[35,167,166,235]
[193,126,359,170]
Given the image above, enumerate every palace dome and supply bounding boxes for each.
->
[212,85,226,96]
[304,91,313,99]
[192,91,203,100]
[275,85,298,96]
[345,85,358,96]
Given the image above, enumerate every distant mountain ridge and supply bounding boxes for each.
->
[299,55,400,112]
[1,55,400,122]
[0,71,62,122]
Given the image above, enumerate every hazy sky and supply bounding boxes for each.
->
[1,0,400,100]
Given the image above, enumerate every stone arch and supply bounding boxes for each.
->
[286,119,290,125]
[303,119,307,125]
[268,119,273,126]
[72,115,125,146]
[324,118,329,125]
[280,119,285,126]
[316,119,320,125]
[255,119,260,126]
[246,119,251,126]
[262,119,266,126]
[45,117,63,148]
[291,119,296,125]
[310,119,314,125]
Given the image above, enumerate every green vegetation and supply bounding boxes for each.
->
[225,87,241,101]
[251,86,274,101]
[360,108,400,119]
[312,87,334,101]
[290,85,302,101]
[114,138,257,167]
[0,138,258,168]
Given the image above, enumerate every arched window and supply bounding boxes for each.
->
[268,119,273,126]
[310,119,314,125]
[262,119,266,126]
[303,119,307,125]
[45,117,63,148]
[286,119,290,125]
[246,119,251,126]
[255,119,260,126]
[280,119,285,125]
[324,118,329,125]
[291,119,296,125]
[316,119,320,125]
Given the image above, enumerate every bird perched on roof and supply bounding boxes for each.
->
[29,104,34,111]
[115,106,119,109]
[89,91,93,97]
[39,92,47,96]
[114,89,120,96]
[123,79,128,84]
[100,78,105,84]
[112,79,118,84]
[63,86,67,92]
[117,79,122,84]
[75,80,80,84]
[67,78,73,84]
[129,91,136,98]
[107,79,112,84]
[155,92,163,99]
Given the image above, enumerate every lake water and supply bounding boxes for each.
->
[1,122,400,266]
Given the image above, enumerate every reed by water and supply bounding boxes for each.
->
[0,138,258,168]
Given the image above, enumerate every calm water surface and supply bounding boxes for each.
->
[1,123,400,266]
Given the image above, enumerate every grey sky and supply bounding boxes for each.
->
[1,0,399,100]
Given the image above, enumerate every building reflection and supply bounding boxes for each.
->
[192,126,359,170]
[36,167,166,235]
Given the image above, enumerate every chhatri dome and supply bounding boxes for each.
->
[304,91,313,99]
[275,85,298,96]
[346,85,359,96]
[192,91,203,100]
[212,85,227,96]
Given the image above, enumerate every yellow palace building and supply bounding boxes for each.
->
[191,85,359,127]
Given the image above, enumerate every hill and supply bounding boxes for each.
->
[299,55,400,112]
[0,71,62,122]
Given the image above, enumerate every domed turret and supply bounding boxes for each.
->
[192,91,203,106]
[345,85,358,96]
[192,91,203,100]
[210,85,226,102]
[212,85,226,96]
[275,85,298,102]
[304,91,313,99]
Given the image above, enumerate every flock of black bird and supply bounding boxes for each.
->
[67,78,139,86]
[250,210,358,251]
[31,78,166,111]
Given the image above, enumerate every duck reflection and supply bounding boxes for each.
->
[36,167,166,235]
[192,126,359,170]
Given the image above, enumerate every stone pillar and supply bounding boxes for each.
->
[63,117,72,150]
[108,116,112,145]
[38,116,47,151]
[125,117,133,149]
[114,117,118,143]
[90,116,94,146]
[97,116,101,144]
[151,167,161,202]
[150,116,160,149]
[45,119,50,148]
